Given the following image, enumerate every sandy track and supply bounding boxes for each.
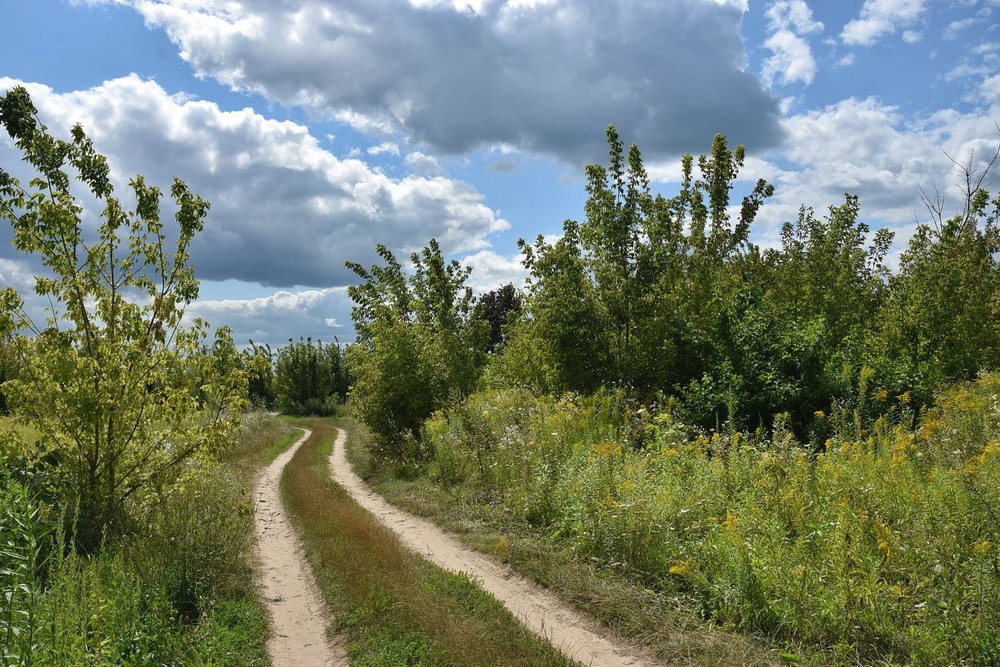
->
[328,427,657,667]
[253,428,347,667]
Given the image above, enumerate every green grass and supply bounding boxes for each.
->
[281,417,577,666]
[0,410,293,666]
[350,421,787,667]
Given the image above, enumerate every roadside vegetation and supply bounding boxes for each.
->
[0,412,291,666]
[281,418,575,666]
[0,87,288,665]
[345,126,1000,664]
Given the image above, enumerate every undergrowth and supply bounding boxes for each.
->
[415,375,1000,665]
[0,410,290,666]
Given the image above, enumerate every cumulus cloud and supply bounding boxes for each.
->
[842,0,927,46]
[761,0,825,87]
[975,74,1000,103]
[367,142,400,156]
[187,286,355,347]
[0,76,508,288]
[404,151,441,175]
[97,0,785,162]
[745,96,1000,250]
[458,249,528,292]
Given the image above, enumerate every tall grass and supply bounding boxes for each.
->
[0,411,290,666]
[422,376,1000,665]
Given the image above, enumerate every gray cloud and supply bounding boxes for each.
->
[111,0,785,163]
[0,76,508,288]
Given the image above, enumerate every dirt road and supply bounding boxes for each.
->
[328,427,656,667]
[253,428,347,667]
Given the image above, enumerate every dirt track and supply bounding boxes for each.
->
[253,428,347,667]
[252,425,656,666]
[327,427,656,667]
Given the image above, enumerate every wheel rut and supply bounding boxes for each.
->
[328,427,658,667]
[253,428,347,667]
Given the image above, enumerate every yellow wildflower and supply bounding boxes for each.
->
[668,560,691,576]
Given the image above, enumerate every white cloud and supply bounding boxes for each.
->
[745,96,1000,255]
[408,0,491,14]
[459,250,528,292]
[763,31,819,86]
[761,1,823,87]
[974,74,1000,103]
[404,151,442,175]
[101,0,784,162]
[842,0,927,46]
[767,0,823,34]
[0,76,508,289]
[188,286,355,346]
[367,142,400,156]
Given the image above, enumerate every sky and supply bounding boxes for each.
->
[1,0,998,349]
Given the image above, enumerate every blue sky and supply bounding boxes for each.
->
[1,0,998,348]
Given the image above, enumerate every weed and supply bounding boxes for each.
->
[415,376,1000,664]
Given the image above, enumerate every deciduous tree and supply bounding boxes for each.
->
[0,87,246,549]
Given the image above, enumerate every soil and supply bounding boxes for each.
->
[252,424,658,666]
[253,428,347,667]
[327,427,658,667]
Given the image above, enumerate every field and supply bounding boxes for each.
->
[378,375,1000,665]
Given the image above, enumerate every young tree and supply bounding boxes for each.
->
[243,340,275,409]
[473,283,522,353]
[512,223,608,393]
[346,239,488,457]
[0,87,246,549]
[503,127,774,412]
[869,146,1000,404]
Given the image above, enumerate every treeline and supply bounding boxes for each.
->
[242,337,350,415]
[348,126,1000,448]
[343,126,1000,663]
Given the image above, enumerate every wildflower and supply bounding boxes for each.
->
[978,442,1000,464]
[873,520,892,559]
[668,560,691,576]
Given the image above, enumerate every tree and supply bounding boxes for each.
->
[474,283,522,353]
[513,223,608,393]
[243,340,275,408]
[502,126,775,412]
[0,87,246,549]
[869,144,1000,404]
[273,337,349,415]
[346,239,488,457]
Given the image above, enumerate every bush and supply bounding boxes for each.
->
[0,418,275,666]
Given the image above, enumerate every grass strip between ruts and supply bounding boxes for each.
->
[280,417,575,667]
